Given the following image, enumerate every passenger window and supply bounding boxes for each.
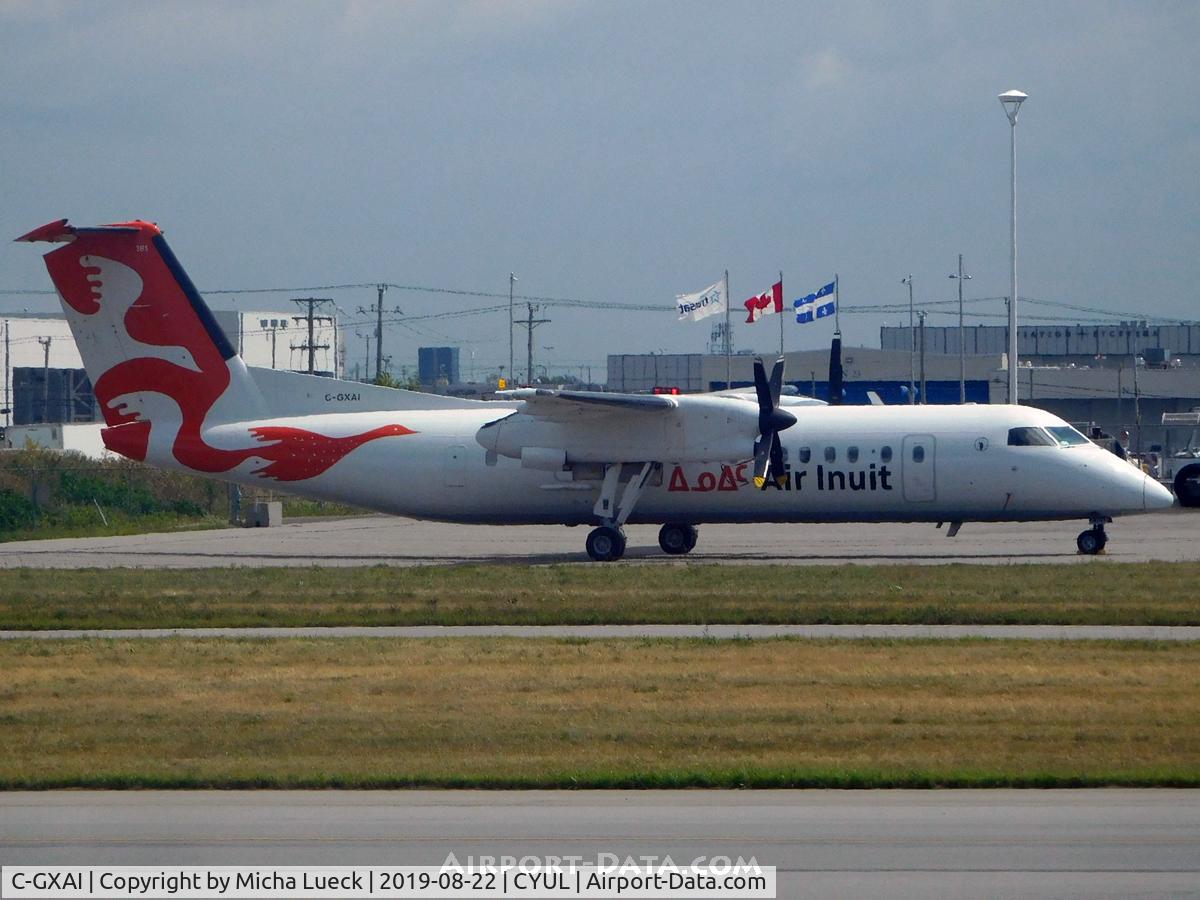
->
[1008,427,1054,446]
[881,446,892,462]
[824,446,836,463]
[798,446,811,464]
[847,446,859,463]
[912,445,925,463]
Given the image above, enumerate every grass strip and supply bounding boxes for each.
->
[3,562,1200,629]
[2,637,1198,789]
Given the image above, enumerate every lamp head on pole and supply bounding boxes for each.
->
[999,89,1027,125]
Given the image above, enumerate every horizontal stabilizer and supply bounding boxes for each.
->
[247,366,492,416]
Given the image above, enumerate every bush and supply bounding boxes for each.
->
[0,489,36,531]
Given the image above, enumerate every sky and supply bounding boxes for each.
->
[1,0,1197,382]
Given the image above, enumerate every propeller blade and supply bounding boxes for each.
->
[769,429,787,487]
[753,357,772,415]
[752,433,773,489]
[769,356,785,407]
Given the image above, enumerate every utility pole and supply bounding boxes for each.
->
[949,254,971,403]
[357,288,401,382]
[290,298,333,375]
[375,285,385,382]
[508,274,517,385]
[37,336,52,423]
[514,303,550,385]
[901,275,915,404]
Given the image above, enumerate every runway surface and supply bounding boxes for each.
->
[2,790,1197,898]
[0,510,1196,568]
[4,624,1200,641]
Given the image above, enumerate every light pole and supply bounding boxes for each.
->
[1000,89,1027,406]
[901,275,915,404]
[948,254,972,403]
[917,311,927,404]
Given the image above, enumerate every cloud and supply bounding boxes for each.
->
[802,48,852,92]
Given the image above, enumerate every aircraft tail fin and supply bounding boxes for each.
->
[18,218,490,476]
[17,218,268,459]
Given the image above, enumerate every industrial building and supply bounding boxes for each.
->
[1,314,86,427]
[881,322,1200,368]
[608,347,996,400]
[418,346,461,386]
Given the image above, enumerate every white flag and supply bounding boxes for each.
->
[676,280,725,322]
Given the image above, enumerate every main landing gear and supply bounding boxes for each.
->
[1076,515,1110,555]
[585,525,626,562]
[658,522,699,555]
[580,462,704,561]
[584,461,658,562]
[583,521,700,561]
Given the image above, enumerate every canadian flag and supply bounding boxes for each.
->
[744,281,783,323]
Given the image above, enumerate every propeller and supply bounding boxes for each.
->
[752,356,797,488]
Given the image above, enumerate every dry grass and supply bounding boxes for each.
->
[3,562,1200,629]
[2,637,1197,788]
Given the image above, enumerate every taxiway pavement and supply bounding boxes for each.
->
[4,624,1200,641]
[2,790,1197,898]
[0,510,1196,568]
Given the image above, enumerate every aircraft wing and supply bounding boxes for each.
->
[497,388,678,421]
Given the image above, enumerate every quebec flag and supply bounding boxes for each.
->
[794,280,836,324]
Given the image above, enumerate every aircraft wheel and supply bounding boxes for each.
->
[1173,464,1200,508]
[586,525,626,562]
[658,523,698,555]
[1076,528,1106,555]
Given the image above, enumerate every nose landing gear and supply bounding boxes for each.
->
[1076,515,1111,555]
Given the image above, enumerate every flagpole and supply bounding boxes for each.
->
[724,269,731,389]
[834,273,840,333]
[778,270,784,358]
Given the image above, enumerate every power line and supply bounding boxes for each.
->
[4,281,1197,325]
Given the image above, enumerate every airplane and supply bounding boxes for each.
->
[16,218,1175,561]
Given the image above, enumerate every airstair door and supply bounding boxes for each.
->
[901,434,936,502]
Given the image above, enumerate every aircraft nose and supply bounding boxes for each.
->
[1144,473,1175,511]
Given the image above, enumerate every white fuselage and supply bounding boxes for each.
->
[195,402,1171,526]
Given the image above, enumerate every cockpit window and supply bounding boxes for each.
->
[1046,425,1090,447]
[1008,427,1055,446]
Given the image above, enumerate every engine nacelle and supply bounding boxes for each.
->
[476,395,759,464]
[520,446,567,470]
